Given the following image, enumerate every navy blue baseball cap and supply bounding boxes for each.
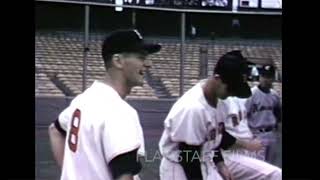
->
[102,29,161,60]
[260,64,275,77]
[214,50,251,98]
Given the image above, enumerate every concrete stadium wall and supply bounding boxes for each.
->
[35,97,176,127]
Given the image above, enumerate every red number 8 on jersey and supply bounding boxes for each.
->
[68,109,81,152]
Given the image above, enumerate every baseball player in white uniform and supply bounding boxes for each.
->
[48,29,161,180]
[219,96,282,180]
[246,64,282,166]
[159,50,262,180]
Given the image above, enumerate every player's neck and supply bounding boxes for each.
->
[258,85,271,93]
[102,74,131,99]
[203,79,218,108]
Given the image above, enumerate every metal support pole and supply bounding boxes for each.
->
[179,12,186,97]
[132,9,136,28]
[82,5,90,92]
[199,47,208,79]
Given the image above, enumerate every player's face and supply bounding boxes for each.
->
[212,75,229,99]
[216,81,229,99]
[122,52,151,87]
[259,75,273,89]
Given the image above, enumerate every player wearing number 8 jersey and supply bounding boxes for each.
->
[48,29,161,180]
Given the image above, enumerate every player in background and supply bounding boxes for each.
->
[158,50,262,180]
[48,29,161,180]
[246,64,282,166]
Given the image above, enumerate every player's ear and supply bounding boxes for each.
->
[111,54,125,69]
[213,74,222,82]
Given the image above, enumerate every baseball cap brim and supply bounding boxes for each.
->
[231,82,252,98]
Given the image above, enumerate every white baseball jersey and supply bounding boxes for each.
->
[246,86,281,129]
[219,97,253,140]
[159,79,224,180]
[219,97,282,180]
[57,80,145,180]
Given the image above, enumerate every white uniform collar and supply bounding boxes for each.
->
[92,80,122,100]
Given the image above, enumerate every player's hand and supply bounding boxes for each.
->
[244,139,263,151]
[216,162,234,180]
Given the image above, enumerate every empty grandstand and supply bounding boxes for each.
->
[36,31,282,99]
